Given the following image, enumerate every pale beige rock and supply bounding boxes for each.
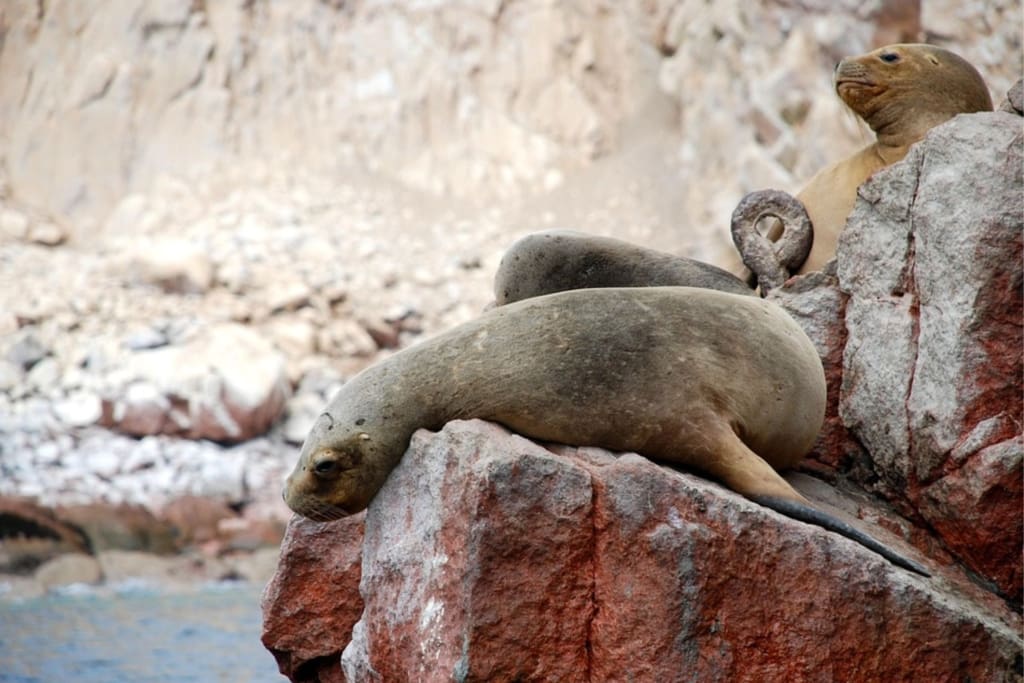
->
[53,391,103,428]
[264,318,317,358]
[0,208,29,241]
[0,360,22,392]
[97,549,220,584]
[0,312,17,337]
[28,222,66,246]
[124,238,214,294]
[316,319,378,358]
[267,281,313,314]
[223,546,281,584]
[104,324,290,441]
[35,553,103,590]
[0,576,46,600]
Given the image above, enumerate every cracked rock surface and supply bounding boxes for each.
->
[262,420,1022,682]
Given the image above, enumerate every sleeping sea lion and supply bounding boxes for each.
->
[284,286,929,575]
[493,229,754,305]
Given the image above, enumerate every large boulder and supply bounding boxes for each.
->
[261,420,1021,682]
[261,513,365,683]
[0,497,92,573]
[55,502,178,554]
[100,323,290,442]
[766,107,1023,603]
[836,109,1023,601]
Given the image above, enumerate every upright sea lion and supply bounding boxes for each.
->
[791,43,993,273]
[493,229,754,305]
[284,286,929,575]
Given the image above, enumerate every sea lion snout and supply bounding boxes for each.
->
[834,60,875,92]
[282,439,374,520]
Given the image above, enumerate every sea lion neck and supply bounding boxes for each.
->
[839,43,994,150]
[867,104,958,150]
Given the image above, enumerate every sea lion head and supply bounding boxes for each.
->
[283,412,384,521]
[834,43,993,147]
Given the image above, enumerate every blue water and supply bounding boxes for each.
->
[0,582,282,682]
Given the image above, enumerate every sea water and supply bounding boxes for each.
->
[0,581,281,682]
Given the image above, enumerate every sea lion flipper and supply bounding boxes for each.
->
[699,429,930,577]
[751,495,931,577]
[688,424,808,503]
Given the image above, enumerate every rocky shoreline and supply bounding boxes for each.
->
[0,166,507,599]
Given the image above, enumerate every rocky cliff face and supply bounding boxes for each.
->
[1,0,1020,255]
[262,106,1023,680]
[834,109,1023,603]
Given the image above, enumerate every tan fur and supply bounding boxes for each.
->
[284,287,824,520]
[795,43,992,273]
[283,286,930,574]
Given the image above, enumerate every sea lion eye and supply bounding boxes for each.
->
[314,459,338,475]
[879,52,900,63]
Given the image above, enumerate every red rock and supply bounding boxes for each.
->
[261,513,365,682]
[837,111,1023,601]
[584,450,1017,681]
[347,422,594,681]
[0,497,92,572]
[921,436,1024,602]
[262,421,1022,683]
[768,271,860,476]
[360,317,401,350]
[159,495,236,546]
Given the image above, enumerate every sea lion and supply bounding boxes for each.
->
[493,229,755,305]
[284,286,929,575]
[790,43,993,274]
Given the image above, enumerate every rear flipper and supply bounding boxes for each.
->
[690,424,931,577]
[752,495,931,577]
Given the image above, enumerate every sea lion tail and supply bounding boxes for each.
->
[752,495,931,577]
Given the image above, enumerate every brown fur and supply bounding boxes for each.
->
[285,287,823,519]
[284,286,929,574]
[494,229,754,305]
